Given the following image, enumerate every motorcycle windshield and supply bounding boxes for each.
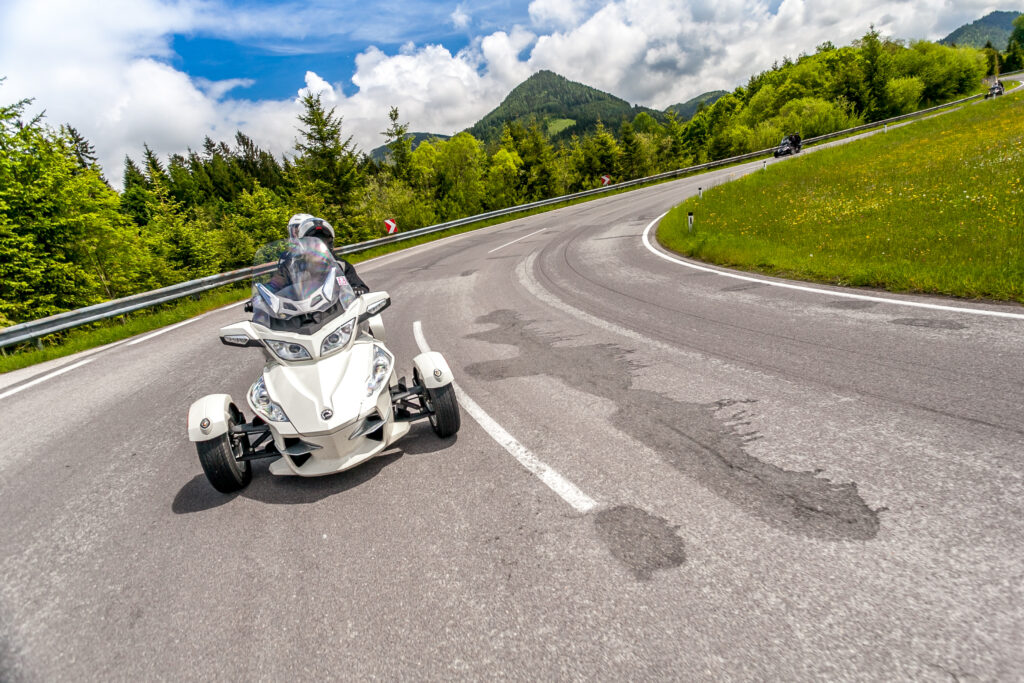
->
[251,237,356,327]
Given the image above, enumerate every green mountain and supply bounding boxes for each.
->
[369,131,450,162]
[939,10,1021,49]
[665,91,729,120]
[466,70,662,143]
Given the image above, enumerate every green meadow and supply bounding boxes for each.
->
[659,91,1024,302]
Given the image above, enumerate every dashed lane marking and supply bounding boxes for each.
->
[487,228,546,254]
[0,358,95,401]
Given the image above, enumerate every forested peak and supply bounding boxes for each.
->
[939,10,1021,49]
[467,69,656,143]
[500,70,631,110]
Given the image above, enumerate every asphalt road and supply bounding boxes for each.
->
[2,136,1023,681]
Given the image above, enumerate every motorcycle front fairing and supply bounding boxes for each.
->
[252,328,408,477]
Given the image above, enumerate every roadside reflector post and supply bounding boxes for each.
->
[762,160,767,171]
[687,212,694,233]
[698,186,702,199]
[35,338,43,351]
[884,124,888,133]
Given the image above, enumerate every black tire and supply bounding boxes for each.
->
[196,417,251,493]
[425,382,460,438]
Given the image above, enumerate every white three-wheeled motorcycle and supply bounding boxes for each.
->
[186,237,460,492]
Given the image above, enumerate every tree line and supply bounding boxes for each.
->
[0,30,994,328]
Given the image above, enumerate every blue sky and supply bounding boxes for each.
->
[0,0,1002,184]
[170,0,535,100]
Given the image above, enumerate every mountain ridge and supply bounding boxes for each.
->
[666,91,729,120]
[939,10,1021,49]
[465,69,664,143]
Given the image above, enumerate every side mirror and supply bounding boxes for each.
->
[218,322,262,348]
[357,291,391,323]
[220,334,261,348]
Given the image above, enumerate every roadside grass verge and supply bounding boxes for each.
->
[658,90,1024,303]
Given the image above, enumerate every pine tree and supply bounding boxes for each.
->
[859,28,894,118]
[142,144,169,187]
[618,120,645,180]
[381,106,412,181]
[120,155,153,227]
[293,91,365,236]
[61,125,98,169]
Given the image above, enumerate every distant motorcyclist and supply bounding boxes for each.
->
[285,214,369,295]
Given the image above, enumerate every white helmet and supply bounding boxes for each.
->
[287,213,315,239]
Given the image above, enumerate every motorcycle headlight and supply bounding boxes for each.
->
[249,376,289,422]
[264,339,311,362]
[320,319,355,356]
[365,345,393,396]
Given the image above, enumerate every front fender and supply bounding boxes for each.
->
[187,393,235,442]
[413,351,454,389]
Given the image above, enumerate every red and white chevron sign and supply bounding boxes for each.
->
[384,218,397,234]
[600,174,611,186]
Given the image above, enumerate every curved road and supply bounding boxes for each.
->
[2,140,1023,680]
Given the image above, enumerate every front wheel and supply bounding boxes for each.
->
[426,383,461,438]
[196,418,251,493]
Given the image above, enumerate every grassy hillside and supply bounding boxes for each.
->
[658,90,1024,302]
[467,70,661,143]
[940,10,1021,49]
[666,91,729,120]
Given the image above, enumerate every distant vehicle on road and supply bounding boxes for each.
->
[773,133,802,157]
[985,81,1005,99]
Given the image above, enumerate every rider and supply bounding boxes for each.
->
[283,213,369,295]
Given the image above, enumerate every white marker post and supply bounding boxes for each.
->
[687,212,694,233]
[698,186,702,199]
[762,160,767,171]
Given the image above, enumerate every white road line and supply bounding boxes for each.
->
[126,312,211,345]
[487,228,546,254]
[641,213,1024,320]
[412,320,598,514]
[0,358,95,401]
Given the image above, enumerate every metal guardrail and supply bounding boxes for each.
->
[0,88,999,349]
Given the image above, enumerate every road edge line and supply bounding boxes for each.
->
[641,214,1024,320]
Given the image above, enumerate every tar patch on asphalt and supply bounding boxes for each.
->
[594,505,686,580]
[890,318,967,330]
[720,282,764,292]
[465,310,880,542]
[827,300,877,310]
